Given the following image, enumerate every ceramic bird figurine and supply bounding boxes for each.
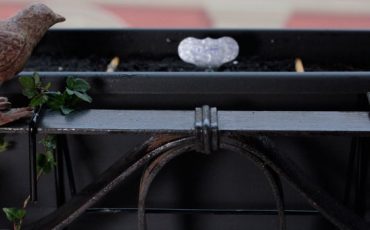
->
[0,3,65,83]
[0,3,65,126]
[0,97,33,126]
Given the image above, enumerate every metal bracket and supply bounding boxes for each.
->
[195,105,219,154]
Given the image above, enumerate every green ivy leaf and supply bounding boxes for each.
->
[0,143,8,153]
[0,135,9,153]
[19,77,38,99]
[40,135,56,150]
[33,73,41,87]
[20,73,92,116]
[37,153,55,174]
[22,88,37,99]
[46,92,65,111]
[67,77,90,92]
[29,94,48,108]
[37,135,57,174]
[60,106,74,115]
[2,208,26,222]
[66,77,74,89]
[65,88,75,96]
[18,76,35,90]
[74,91,92,103]
[44,82,52,91]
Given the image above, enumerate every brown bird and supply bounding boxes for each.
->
[0,3,65,126]
[0,3,65,83]
[0,97,33,126]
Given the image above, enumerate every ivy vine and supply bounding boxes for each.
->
[19,72,92,114]
[3,135,56,230]
[2,73,92,229]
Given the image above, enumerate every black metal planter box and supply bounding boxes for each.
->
[1,29,370,230]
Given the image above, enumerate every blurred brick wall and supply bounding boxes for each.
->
[1,0,370,28]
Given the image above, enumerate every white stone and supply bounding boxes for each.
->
[178,36,239,69]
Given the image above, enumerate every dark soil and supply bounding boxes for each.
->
[24,55,370,72]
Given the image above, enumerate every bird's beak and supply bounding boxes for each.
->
[54,13,66,23]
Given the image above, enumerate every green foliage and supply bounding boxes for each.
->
[40,135,57,152]
[66,77,91,94]
[19,73,51,108]
[48,77,92,115]
[36,153,55,174]
[10,73,91,229]
[2,135,56,229]
[19,73,92,115]
[0,135,9,153]
[37,135,56,174]
[2,208,26,222]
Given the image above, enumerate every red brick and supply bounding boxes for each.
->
[0,3,24,19]
[100,5,211,28]
[287,12,370,29]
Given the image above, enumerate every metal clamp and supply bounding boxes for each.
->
[195,105,219,154]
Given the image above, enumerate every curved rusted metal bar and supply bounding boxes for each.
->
[263,167,285,230]
[138,134,286,230]
[221,134,370,230]
[25,135,194,230]
[220,136,286,230]
[138,142,199,230]
[27,132,370,230]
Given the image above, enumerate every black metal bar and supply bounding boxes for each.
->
[202,105,211,154]
[354,138,368,217]
[87,207,319,216]
[54,135,66,207]
[221,135,370,230]
[61,135,77,196]
[28,106,43,202]
[138,134,285,230]
[138,143,199,230]
[15,71,370,95]
[344,137,368,217]
[354,138,362,212]
[25,135,191,230]
[26,134,370,230]
[262,167,286,230]
[194,106,219,154]
[36,110,370,135]
[6,110,370,135]
[344,137,359,206]
[221,138,287,230]
[28,121,37,202]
